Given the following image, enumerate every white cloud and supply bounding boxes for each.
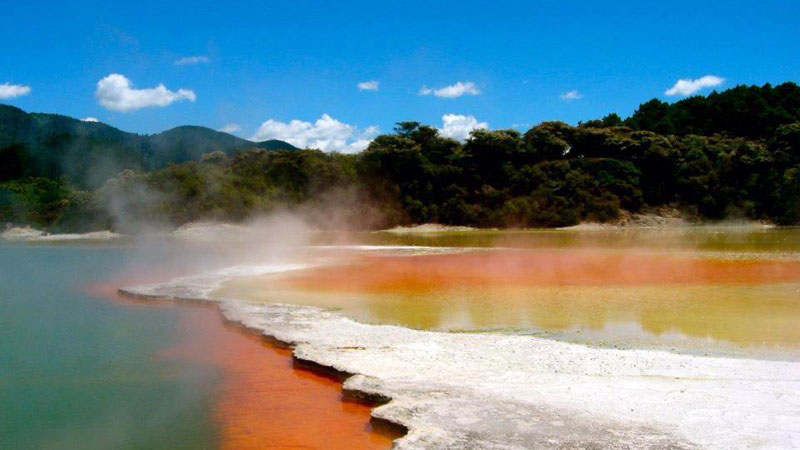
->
[250,114,378,153]
[81,117,100,122]
[419,81,480,98]
[218,123,242,134]
[438,114,488,141]
[0,82,32,99]
[560,89,582,100]
[95,73,196,112]
[347,125,380,152]
[175,55,210,66]
[665,75,724,96]
[357,80,379,91]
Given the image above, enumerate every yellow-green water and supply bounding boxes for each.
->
[322,226,800,253]
[219,227,800,359]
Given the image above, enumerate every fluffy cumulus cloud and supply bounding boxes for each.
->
[357,80,379,91]
[560,89,582,100]
[81,117,100,122]
[250,114,378,153]
[95,73,196,112]
[419,81,481,98]
[438,114,488,141]
[0,82,32,99]
[175,55,210,66]
[665,75,724,96]
[218,123,242,134]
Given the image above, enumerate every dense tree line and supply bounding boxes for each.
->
[359,120,800,226]
[2,82,800,231]
[624,82,800,138]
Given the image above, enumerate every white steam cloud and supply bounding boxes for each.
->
[0,82,32,99]
[665,75,724,96]
[81,117,100,122]
[419,81,481,98]
[95,73,196,112]
[251,114,379,153]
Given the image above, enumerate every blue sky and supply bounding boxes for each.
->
[1,0,798,151]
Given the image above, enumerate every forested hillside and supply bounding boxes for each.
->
[2,82,799,232]
[0,105,297,188]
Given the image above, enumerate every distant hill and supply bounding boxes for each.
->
[0,105,297,187]
[256,139,298,150]
[143,125,297,168]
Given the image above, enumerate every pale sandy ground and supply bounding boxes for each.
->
[170,221,250,240]
[380,223,481,233]
[378,217,773,234]
[0,227,121,241]
[121,265,800,450]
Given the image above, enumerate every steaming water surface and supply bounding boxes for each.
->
[0,244,220,449]
[219,227,800,359]
[0,243,396,450]
[4,227,799,449]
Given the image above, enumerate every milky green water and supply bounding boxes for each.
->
[0,244,220,450]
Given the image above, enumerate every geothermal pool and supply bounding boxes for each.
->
[0,243,397,450]
[4,226,800,449]
[218,227,800,358]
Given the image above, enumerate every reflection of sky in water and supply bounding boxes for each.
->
[220,228,800,359]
